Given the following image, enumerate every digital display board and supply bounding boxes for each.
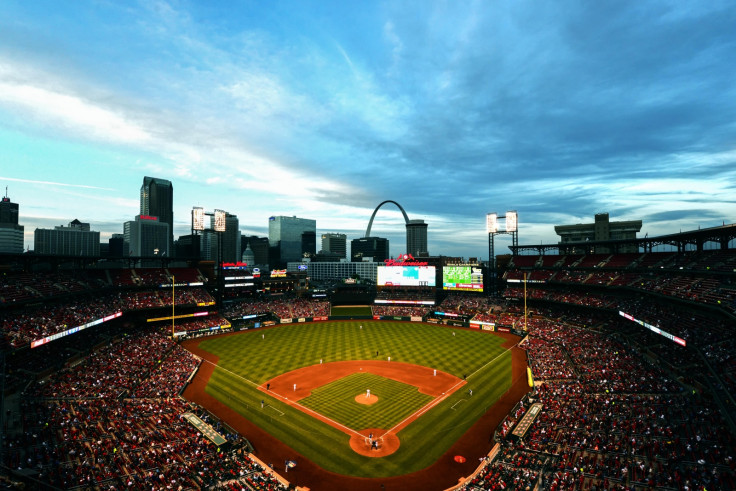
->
[377,266,436,287]
[442,266,484,291]
[31,312,123,348]
[619,311,686,346]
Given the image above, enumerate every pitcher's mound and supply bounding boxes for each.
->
[355,393,379,405]
[349,428,400,457]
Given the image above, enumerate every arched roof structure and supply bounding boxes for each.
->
[365,200,410,237]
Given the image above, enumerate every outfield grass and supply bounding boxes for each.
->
[196,321,513,478]
[300,372,434,430]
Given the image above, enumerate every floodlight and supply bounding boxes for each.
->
[506,211,517,232]
[486,213,498,233]
[192,207,205,231]
[214,209,226,232]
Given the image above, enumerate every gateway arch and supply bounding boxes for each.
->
[364,200,427,257]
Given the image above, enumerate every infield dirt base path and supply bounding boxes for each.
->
[181,328,529,491]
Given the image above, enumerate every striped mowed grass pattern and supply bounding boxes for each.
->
[196,320,513,478]
[299,372,434,430]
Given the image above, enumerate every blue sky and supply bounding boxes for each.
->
[1,0,734,259]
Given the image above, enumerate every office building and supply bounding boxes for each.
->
[0,193,23,254]
[108,233,125,257]
[321,233,347,259]
[124,215,170,257]
[268,216,316,265]
[242,235,270,268]
[302,230,316,258]
[175,234,201,259]
[209,212,241,264]
[34,219,100,256]
[140,176,174,254]
[351,237,389,263]
[287,260,378,284]
[406,219,428,257]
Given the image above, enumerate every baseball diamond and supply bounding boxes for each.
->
[181,320,527,488]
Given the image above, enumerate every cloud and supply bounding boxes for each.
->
[0,63,152,145]
[0,176,114,191]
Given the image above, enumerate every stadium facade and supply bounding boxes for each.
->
[555,213,642,254]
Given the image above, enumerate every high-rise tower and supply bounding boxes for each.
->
[140,176,174,255]
[0,188,24,253]
[406,219,428,257]
[268,215,316,266]
[321,233,347,259]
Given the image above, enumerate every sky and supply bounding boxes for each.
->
[1,0,735,260]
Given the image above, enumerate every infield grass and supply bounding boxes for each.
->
[194,320,515,478]
[300,372,434,430]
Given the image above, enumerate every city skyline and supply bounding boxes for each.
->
[1,1,735,259]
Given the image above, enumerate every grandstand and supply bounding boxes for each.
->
[0,224,734,490]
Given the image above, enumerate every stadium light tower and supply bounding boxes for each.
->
[486,211,519,297]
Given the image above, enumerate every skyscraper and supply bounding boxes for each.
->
[321,233,347,259]
[0,190,24,254]
[140,176,173,255]
[351,237,389,263]
[124,215,170,257]
[406,219,428,257]
[203,211,241,264]
[268,216,316,266]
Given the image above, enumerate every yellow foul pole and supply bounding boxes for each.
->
[524,272,528,331]
[172,275,175,340]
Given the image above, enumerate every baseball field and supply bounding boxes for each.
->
[185,320,517,479]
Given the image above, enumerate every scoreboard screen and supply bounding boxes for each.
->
[377,266,436,287]
[442,266,484,292]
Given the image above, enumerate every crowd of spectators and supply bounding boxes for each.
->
[0,268,206,304]
[222,295,330,320]
[502,250,736,314]
[5,330,288,491]
[0,288,215,348]
[372,305,429,317]
[436,292,495,316]
[24,331,190,399]
[467,317,735,491]
[375,286,435,304]
[169,315,232,339]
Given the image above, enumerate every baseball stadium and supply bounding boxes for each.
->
[1,221,735,491]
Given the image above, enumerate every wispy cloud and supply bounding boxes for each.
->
[0,176,114,191]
